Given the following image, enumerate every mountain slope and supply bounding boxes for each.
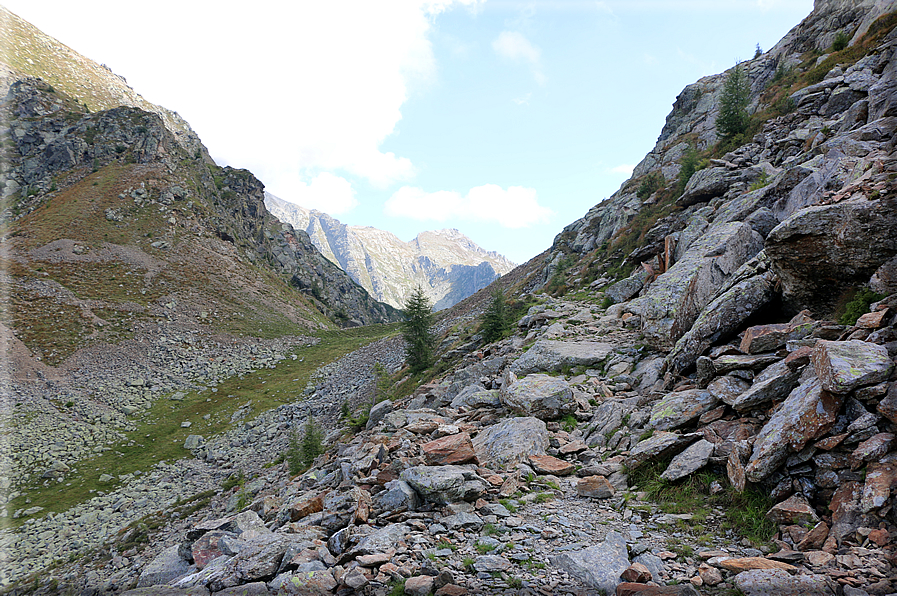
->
[265,193,516,309]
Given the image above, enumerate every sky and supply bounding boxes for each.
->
[4,0,814,264]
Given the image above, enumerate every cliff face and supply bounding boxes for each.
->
[546,0,897,361]
[265,193,516,310]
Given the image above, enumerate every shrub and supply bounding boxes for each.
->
[774,95,796,115]
[480,287,510,343]
[402,286,436,373]
[839,288,886,325]
[833,30,850,51]
[677,146,706,195]
[716,61,751,141]
[636,172,664,200]
[754,43,762,59]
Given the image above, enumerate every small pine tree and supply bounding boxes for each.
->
[402,286,436,373]
[481,287,509,343]
[754,44,762,59]
[300,416,324,468]
[716,61,751,141]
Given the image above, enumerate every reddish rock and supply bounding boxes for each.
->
[829,481,865,543]
[576,475,615,499]
[698,563,723,586]
[856,309,888,328]
[806,550,835,566]
[797,521,829,551]
[191,530,230,570]
[867,528,890,547]
[485,474,504,486]
[814,433,848,450]
[528,454,575,476]
[766,494,820,526]
[878,382,897,425]
[861,461,897,513]
[422,433,478,466]
[435,585,468,596]
[357,551,393,566]
[740,323,796,354]
[405,575,435,595]
[621,562,652,583]
[718,557,798,573]
[288,493,325,522]
[406,420,441,434]
[850,433,895,470]
[559,440,588,455]
[784,346,813,370]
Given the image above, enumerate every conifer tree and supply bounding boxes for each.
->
[402,286,435,373]
[716,61,751,141]
[480,287,509,343]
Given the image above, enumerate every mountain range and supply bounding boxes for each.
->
[265,193,516,310]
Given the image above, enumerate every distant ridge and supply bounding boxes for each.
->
[265,193,516,309]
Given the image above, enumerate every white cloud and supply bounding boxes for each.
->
[513,93,532,105]
[385,184,553,228]
[492,31,546,85]
[275,172,358,215]
[611,164,635,175]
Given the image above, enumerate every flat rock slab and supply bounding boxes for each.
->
[625,431,697,470]
[550,530,629,595]
[733,360,801,412]
[813,340,893,394]
[734,568,836,595]
[713,353,782,374]
[422,433,478,466]
[745,376,843,483]
[471,417,548,470]
[766,494,820,526]
[136,545,194,588]
[510,340,614,375]
[473,555,511,572]
[862,461,897,513]
[529,454,575,475]
[502,374,574,420]
[718,557,798,573]
[649,389,718,431]
[660,439,714,481]
[576,475,615,499]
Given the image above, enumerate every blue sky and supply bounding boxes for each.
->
[5,0,813,264]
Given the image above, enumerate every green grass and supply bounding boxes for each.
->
[499,498,518,514]
[7,324,397,525]
[475,541,497,554]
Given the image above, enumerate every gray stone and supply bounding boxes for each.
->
[812,340,893,394]
[734,568,836,595]
[441,512,483,531]
[733,360,802,412]
[501,374,575,420]
[604,269,651,304]
[137,545,194,588]
[649,389,718,430]
[366,399,393,429]
[660,439,715,481]
[373,480,419,514]
[625,431,697,470]
[745,376,844,483]
[511,340,614,375]
[345,523,409,558]
[400,466,487,505]
[707,375,751,406]
[450,389,501,409]
[471,417,549,469]
[550,530,629,595]
[473,555,511,572]
[633,553,664,583]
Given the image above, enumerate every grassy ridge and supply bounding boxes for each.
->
[7,323,398,526]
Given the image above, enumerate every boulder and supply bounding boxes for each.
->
[404,575,436,595]
[422,433,478,466]
[615,584,700,596]
[576,475,615,499]
[706,375,750,405]
[366,400,394,429]
[734,568,836,596]
[812,340,893,394]
[765,195,897,313]
[649,389,718,431]
[660,439,714,481]
[137,545,194,588]
[604,268,651,304]
[666,271,777,374]
[861,461,897,513]
[450,389,501,409]
[471,417,549,469]
[501,374,575,420]
[627,221,764,350]
[373,480,419,514]
[849,433,895,470]
[528,454,575,476]
[740,321,813,354]
[550,531,629,595]
[625,432,697,470]
[511,340,614,375]
[766,494,820,526]
[733,360,802,413]
[745,376,844,483]
[268,569,338,594]
[400,466,487,505]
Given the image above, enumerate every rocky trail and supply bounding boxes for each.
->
[7,290,896,596]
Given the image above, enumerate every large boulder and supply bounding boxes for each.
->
[745,375,844,483]
[660,439,715,481]
[732,360,802,413]
[649,389,718,431]
[604,268,651,304]
[137,545,194,588]
[625,431,698,470]
[627,222,764,350]
[400,466,488,505]
[765,195,897,313]
[510,340,613,375]
[550,531,630,595]
[812,339,893,394]
[501,374,575,420]
[472,417,549,469]
[734,568,837,596]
